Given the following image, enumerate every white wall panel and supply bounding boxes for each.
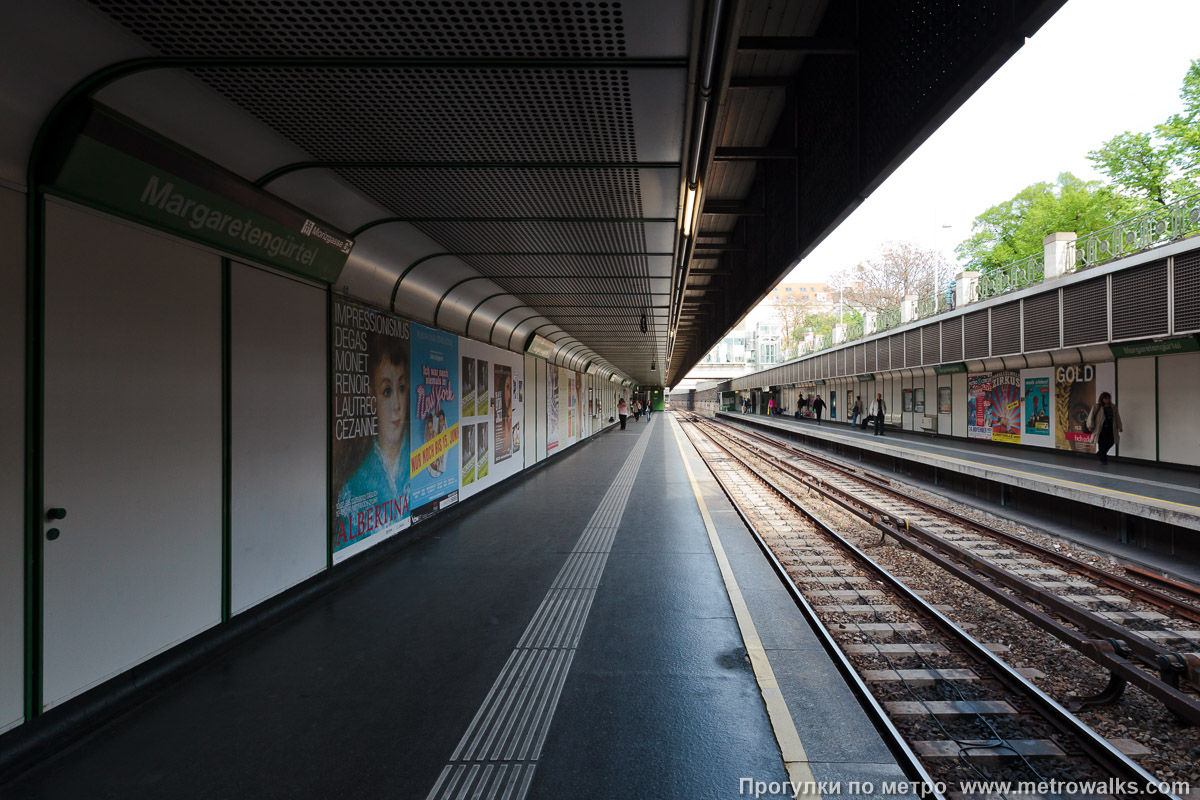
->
[1116,357,1155,460]
[0,187,24,731]
[230,264,327,615]
[952,372,968,438]
[1158,352,1200,465]
[535,360,548,462]
[524,355,536,467]
[42,203,221,708]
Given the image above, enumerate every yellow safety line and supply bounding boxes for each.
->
[747,417,1200,513]
[669,415,820,798]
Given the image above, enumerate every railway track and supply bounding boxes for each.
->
[691,413,1200,725]
[676,412,1190,799]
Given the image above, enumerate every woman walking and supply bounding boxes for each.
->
[618,396,628,430]
[1087,392,1123,465]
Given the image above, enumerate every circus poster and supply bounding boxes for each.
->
[967,371,1021,443]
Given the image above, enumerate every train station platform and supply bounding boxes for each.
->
[0,414,913,800]
[715,411,1200,578]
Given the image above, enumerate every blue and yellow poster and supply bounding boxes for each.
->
[410,323,459,521]
[1023,377,1050,436]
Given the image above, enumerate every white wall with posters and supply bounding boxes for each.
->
[458,339,525,501]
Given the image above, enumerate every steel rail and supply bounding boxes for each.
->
[694,415,1200,725]
[680,414,1171,797]
[721,415,1200,626]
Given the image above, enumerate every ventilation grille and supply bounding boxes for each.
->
[89,1,629,58]
[890,334,904,370]
[341,166,645,218]
[866,340,877,372]
[1062,276,1108,346]
[1112,259,1168,341]
[1022,291,1060,352]
[990,301,1021,356]
[1176,251,1200,333]
[902,329,919,367]
[964,310,989,360]
[922,323,940,365]
[941,316,963,362]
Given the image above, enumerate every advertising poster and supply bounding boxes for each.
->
[494,364,515,463]
[1023,377,1050,437]
[1056,363,1097,452]
[410,323,459,521]
[476,422,489,479]
[968,371,1021,442]
[461,424,475,487]
[331,298,411,559]
[547,366,560,452]
[576,373,585,435]
[462,356,476,419]
[902,388,913,412]
[986,371,1022,444]
[476,359,489,417]
[938,386,952,415]
[967,373,991,439]
[567,370,577,439]
[914,387,925,415]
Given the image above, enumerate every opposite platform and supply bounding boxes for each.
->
[717,411,1200,534]
[1,413,912,800]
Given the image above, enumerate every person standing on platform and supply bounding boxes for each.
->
[742,397,749,414]
[813,394,825,425]
[767,396,776,416]
[646,397,653,421]
[870,393,887,436]
[1087,392,1122,465]
[852,395,863,428]
[618,396,628,430]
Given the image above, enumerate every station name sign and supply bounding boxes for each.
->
[933,363,968,375]
[525,334,556,360]
[1109,335,1200,359]
[44,104,354,282]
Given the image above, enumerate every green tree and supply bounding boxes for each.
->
[955,173,1125,273]
[1087,58,1200,207]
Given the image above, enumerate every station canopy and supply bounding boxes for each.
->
[4,0,1065,386]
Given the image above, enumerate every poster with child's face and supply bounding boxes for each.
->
[331,298,412,558]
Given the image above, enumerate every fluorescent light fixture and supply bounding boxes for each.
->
[682,186,697,237]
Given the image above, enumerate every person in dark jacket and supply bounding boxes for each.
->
[812,395,826,425]
[1086,392,1123,465]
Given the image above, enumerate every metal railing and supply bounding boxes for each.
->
[1074,191,1200,270]
[977,251,1043,299]
[743,193,1200,378]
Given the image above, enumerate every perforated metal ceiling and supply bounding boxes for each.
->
[85,0,686,385]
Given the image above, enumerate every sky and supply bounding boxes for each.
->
[785,0,1200,286]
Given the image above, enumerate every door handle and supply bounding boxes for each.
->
[46,507,67,520]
